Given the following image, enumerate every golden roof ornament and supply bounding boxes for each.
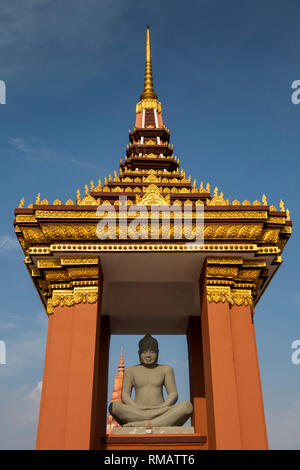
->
[208,188,227,206]
[280,200,285,212]
[136,184,170,205]
[19,198,25,208]
[140,27,158,101]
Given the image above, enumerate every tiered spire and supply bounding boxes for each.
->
[140,27,157,100]
[106,347,125,434]
[88,27,211,206]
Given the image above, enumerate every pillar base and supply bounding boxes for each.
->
[103,434,208,450]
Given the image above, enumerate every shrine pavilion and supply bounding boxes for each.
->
[13,28,292,450]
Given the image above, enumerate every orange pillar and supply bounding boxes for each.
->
[200,262,268,450]
[201,297,242,449]
[230,303,268,449]
[187,316,208,436]
[36,301,101,450]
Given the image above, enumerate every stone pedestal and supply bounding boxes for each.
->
[113,426,195,435]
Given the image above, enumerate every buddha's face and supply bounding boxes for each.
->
[139,349,158,366]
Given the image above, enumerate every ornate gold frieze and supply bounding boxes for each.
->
[136,99,162,114]
[47,286,98,314]
[258,229,280,243]
[206,285,253,308]
[268,217,286,224]
[204,224,263,240]
[243,259,266,268]
[231,289,253,308]
[22,227,49,243]
[237,269,261,281]
[45,270,68,282]
[35,210,98,219]
[203,211,267,219]
[207,266,239,278]
[207,285,232,304]
[67,267,98,279]
[41,224,97,240]
[37,259,61,269]
[207,257,244,265]
[60,257,99,265]
[16,214,37,223]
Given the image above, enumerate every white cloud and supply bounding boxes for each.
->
[9,137,100,170]
[0,382,42,449]
[28,381,42,410]
[0,235,20,251]
[9,137,71,162]
[0,310,46,449]
[267,401,300,449]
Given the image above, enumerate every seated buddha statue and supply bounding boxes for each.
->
[109,334,193,427]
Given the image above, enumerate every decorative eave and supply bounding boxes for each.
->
[14,194,292,316]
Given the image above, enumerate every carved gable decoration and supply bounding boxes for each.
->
[136,184,170,205]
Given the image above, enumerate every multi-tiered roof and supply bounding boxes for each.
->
[13,28,292,317]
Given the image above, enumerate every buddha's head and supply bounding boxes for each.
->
[138,334,159,366]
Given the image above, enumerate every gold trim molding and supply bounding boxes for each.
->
[47,287,98,314]
[207,285,253,309]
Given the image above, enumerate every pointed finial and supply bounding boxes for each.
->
[90,180,94,191]
[262,194,267,205]
[140,27,158,100]
[280,200,285,212]
[85,184,89,195]
[76,189,81,203]
[118,345,125,372]
[286,209,290,221]
[19,198,25,208]
[36,193,41,204]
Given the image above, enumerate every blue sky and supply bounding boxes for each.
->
[0,0,300,449]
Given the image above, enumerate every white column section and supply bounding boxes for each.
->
[141,109,145,154]
[154,108,159,128]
